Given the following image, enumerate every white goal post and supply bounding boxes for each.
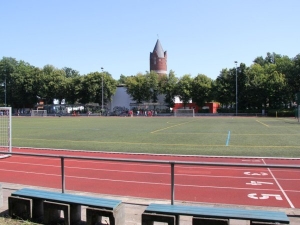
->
[174,108,195,117]
[0,107,12,157]
[31,110,47,117]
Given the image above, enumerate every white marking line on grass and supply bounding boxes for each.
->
[226,131,231,146]
[262,158,295,208]
[150,121,192,134]
[255,120,269,127]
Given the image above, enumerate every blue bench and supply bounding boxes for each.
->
[9,188,124,225]
[143,203,290,225]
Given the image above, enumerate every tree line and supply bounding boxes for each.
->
[0,52,299,112]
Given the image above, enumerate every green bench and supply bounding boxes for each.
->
[142,203,290,225]
[9,188,124,225]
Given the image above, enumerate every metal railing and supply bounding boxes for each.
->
[1,151,300,205]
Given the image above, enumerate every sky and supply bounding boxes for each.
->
[1,0,299,80]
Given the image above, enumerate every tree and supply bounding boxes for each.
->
[158,70,178,108]
[10,61,40,109]
[264,64,286,109]
[65,76,83,105]
[176,74,193,108]
[253,52,278,66]
[62,67,80,78]
[191,74,213,108]
[214,69,234,108]
[145,71,159,103]
[0,57,18,106]
[245,64,268,109]
[117,74,128,85]
[80,71,117,107]
[287,54,300,103]
[235,63,248,110]
[41,65,68,104]
[125,74,148,103]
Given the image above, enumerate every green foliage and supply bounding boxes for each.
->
[214,69,234,108]
[191,74,213,107]
[125,71,159,104]
[80,71,117,106]
[267,109,295,117]
[158,70,178,108]
[117,74,128,85]
[176,74,193,108]
[125,73,149,103]
[1,51,300,112]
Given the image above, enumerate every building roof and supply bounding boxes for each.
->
[153,39,165,58]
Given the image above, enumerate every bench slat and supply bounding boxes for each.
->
[145,204,289,224]
[12,188,121,210]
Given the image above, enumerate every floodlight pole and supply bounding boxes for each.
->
[234,61,238,116]
[101,67,104,113]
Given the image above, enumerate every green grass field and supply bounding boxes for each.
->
[11,116,300,157]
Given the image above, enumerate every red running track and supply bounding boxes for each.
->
[1,147,300,209]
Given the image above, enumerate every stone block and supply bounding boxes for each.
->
[8,196,32,220]
[251,221,281,225]
[43,200,70,225]
[86,203,125,225]
[193,217,229,225]
[141,212,176,225]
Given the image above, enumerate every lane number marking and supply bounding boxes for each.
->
[246,181,274,185]
[244,172,268,176]
[248,193,283,200]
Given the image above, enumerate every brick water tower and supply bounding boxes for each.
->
[150,39,167,75]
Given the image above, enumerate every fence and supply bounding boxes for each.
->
[1,151,300,205]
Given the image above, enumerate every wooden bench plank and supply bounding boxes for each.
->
[12,188,121,210]
[145,204,289,224]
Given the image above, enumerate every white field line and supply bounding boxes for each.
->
[262,158,295,208]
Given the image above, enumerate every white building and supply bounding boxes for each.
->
[107,86,167,112]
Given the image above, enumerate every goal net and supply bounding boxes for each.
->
[174,108,195,117]
[0,107,12,158]
[31,110,47,117]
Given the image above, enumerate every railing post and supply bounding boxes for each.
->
[61,157,65,193]
[171,162,175,205]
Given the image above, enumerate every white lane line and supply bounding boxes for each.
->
[0,163,286,181]
[0,168,281,191]
[262,158,295,208]
[7,158,300,174]
[2,161,300,183]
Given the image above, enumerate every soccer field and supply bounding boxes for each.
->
[12,116,300,157]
